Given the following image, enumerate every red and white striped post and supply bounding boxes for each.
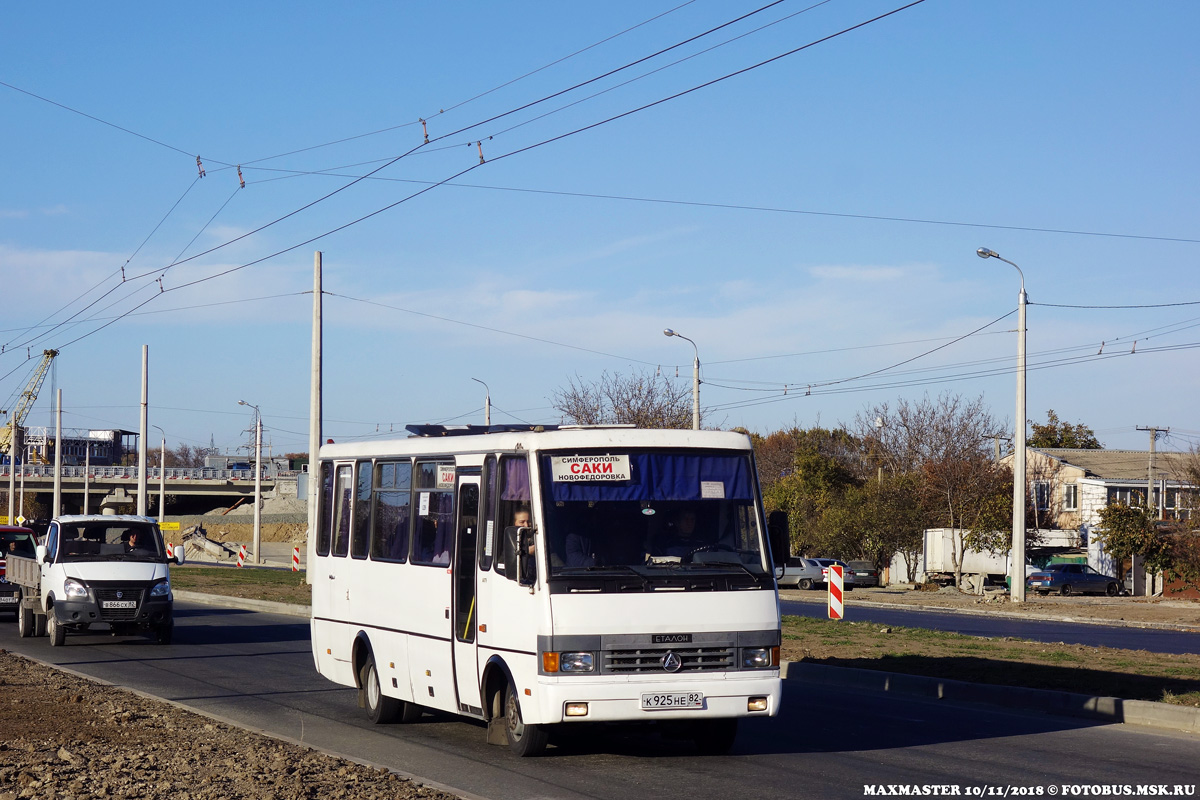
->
[292,546,300,572]
[828,564,844,620]
[165,543,173,559]
[236,544,247,568]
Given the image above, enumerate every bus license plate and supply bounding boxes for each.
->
[641,691,704,710]
[102,600,137,609]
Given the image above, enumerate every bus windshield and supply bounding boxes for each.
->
[539,449,766,579]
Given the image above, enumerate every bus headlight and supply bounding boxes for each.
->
[63,579,88,599]
[742,647,774,669]
[150,579,170,597]
[559,652,595,673]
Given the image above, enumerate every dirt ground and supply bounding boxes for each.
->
[0,651,463,800]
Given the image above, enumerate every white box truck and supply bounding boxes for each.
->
[6,514,184,646]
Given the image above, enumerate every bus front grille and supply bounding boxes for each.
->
[604,646,734,673]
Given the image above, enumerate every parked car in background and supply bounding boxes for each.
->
[777,557,824,590]
[846,560,880,587]
[0,526,38,616]
[1027,563,1121,597]
[811,558,855,590]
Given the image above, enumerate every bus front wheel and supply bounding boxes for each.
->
[361,655,401,724]
[504,682,548,757]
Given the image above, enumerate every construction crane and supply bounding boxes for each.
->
[0,349,58,460]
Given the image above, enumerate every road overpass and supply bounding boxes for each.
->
[1,465,289,513]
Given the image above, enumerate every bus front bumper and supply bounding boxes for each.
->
[531,672,781,724]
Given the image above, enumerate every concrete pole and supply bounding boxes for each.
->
[977,248,1026,603]
[53,390,63,517]
[152,426,166,524]
[138,345,149,516]
[1012,281,1027,603]
[691,353,700,432]
[307,251,323,582]
[7,416,14,522]
[253,411,262,564]
[83,444,90,515]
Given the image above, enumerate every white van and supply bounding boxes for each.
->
[9,514,183,645]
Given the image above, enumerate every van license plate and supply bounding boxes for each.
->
[102,600,137,609]
[641,691,704,710]
[0,596,17,604]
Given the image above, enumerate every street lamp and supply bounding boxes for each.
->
[471,378,491,427]
[663,328,700,430]
[151,425,166,524]
[977,247,1027,603]
[238,400,263,565]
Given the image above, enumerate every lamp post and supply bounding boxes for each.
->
[151,425,166,524]
[663,328,700,430]
[238,400,263,565]
[471,378,491,427]
[977,247,1027,603]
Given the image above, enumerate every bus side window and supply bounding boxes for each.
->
[316,463,334,556]
[370,460,411,563]
[332,465,353,557]
[351,460,372,559]
[411,461,455,567]
[479,455,496,572]
[495,454,530,581]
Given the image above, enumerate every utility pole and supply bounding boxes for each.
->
[1135,425,1168,597]
[1136,426,1168,519]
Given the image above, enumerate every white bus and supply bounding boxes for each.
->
[309,424,785,756]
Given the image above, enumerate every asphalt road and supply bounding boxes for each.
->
[780,595,1200,655]
[3,601,1197,800]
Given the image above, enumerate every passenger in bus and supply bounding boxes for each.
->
[564,528,597,567]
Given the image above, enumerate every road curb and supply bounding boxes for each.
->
[780,591,1200,633]
[783,660,1200,736]
[174,590,312,618]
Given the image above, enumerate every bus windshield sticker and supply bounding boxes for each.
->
[419,492,430,516]
[550,454,631,482]
[700,481,725,499]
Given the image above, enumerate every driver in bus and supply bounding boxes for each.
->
[652,509,703,558]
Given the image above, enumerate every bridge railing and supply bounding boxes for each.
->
[0,465,298,481]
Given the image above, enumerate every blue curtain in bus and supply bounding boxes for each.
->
[542,453,754,503]
[501,456,530,501]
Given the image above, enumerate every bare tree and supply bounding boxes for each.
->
[856,393,1008,590]
[551,370,695,429]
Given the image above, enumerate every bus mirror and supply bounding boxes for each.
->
[767,511,789,569]
[518,529,536,586]
[502,526,519,582]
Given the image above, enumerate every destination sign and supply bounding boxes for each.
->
[550,454,631,482]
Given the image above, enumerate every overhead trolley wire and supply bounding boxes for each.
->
[10,0,929,362]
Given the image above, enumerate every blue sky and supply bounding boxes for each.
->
[2,0,1198,459]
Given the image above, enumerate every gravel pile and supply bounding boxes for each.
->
[0,651,464,800]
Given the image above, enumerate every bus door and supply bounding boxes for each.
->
[323,463,355,666]
[452,475,483,714]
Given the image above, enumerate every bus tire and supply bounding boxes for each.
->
[361,655,401,724]
[48,612,66,647]
[692,718,738,755]
[504,682,548,757]
[18,604,35,638]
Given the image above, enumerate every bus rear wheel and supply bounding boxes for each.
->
[361,655,401,724]
[504,682,548,757]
